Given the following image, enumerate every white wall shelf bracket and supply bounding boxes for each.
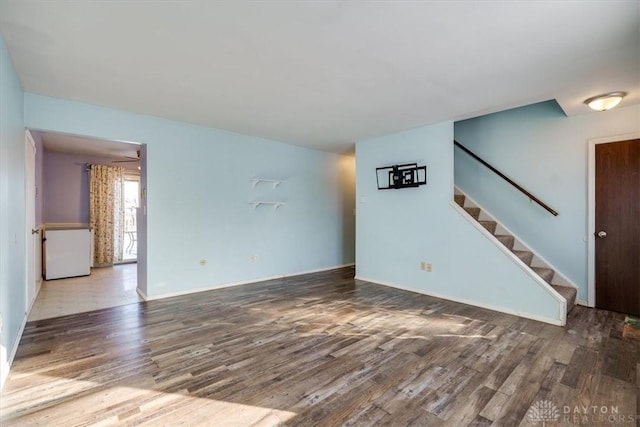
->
[250,201,284,210]
[251,178,282,189]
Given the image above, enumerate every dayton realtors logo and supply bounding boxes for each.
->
[528,400,639,425]
[527,400,560,426]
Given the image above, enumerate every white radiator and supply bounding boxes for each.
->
[44,228,92,280]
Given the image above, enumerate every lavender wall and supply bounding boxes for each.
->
[43,150,139,224]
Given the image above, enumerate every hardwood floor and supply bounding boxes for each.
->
[2,267,638,426]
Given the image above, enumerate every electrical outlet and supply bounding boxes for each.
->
[426,263,432,272]
[199,259,206,266]
[420,261,426,270]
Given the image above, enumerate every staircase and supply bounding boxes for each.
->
[454,192,577,313]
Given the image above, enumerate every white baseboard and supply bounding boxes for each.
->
[26,278,42,315]
[43,222,90,229]
[355,275,565,327]
[136,287,148,301]
[142,263,355,301]
[1,312,28,392]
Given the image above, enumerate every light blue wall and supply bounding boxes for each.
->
[455,101,640,301]
[0,35,26,388]
[24,93,355,298]
[356,121,562,323]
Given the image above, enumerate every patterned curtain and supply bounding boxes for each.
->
[89,164,125,267]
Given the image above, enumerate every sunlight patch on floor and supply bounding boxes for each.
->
[434,334,496,339]
[1,374,297,426]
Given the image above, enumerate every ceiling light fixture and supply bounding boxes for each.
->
[584,92,627,111]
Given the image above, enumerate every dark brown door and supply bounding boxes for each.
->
[595,139,640,315]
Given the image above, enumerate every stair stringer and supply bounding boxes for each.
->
[456,187,579,292]
[450,199,567,325]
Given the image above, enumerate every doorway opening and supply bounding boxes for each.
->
[26,129,147,320]
[122,175,140,262]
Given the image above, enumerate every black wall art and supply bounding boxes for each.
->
[376,163,427,190]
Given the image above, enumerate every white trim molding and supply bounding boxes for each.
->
[355,275,565,326]
[139,263,355,301]
[43,223,90,229]
[587,132,640,308]
[1,312,28,391]
[453,188,579,290]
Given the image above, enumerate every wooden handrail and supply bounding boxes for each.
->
[454,140,558,216]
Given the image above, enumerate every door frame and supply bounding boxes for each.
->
[121,173,140,263]
[24,130,38,314]
[27,128,147,298]
[587,132,640,307]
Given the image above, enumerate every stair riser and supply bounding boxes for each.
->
[495,236,515,249]
[479,221,497,234]
[464,207,481,219]
[513,251,534,266]
[552,285,577,312]
[532,267,554,284]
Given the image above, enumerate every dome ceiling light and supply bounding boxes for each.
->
[584,92,627,111]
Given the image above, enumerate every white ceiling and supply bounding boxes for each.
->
[2,1,639,154]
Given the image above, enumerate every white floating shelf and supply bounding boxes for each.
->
[250,201,285,210]
[250,178,282,189]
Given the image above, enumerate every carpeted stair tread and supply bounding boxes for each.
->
[512,250,534,265]
[495,234,515,249]
[532,267,554,284]
[464,207,481,219]
[552,285,577,310]
[478,220,497,234]
[454,194,465,207]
